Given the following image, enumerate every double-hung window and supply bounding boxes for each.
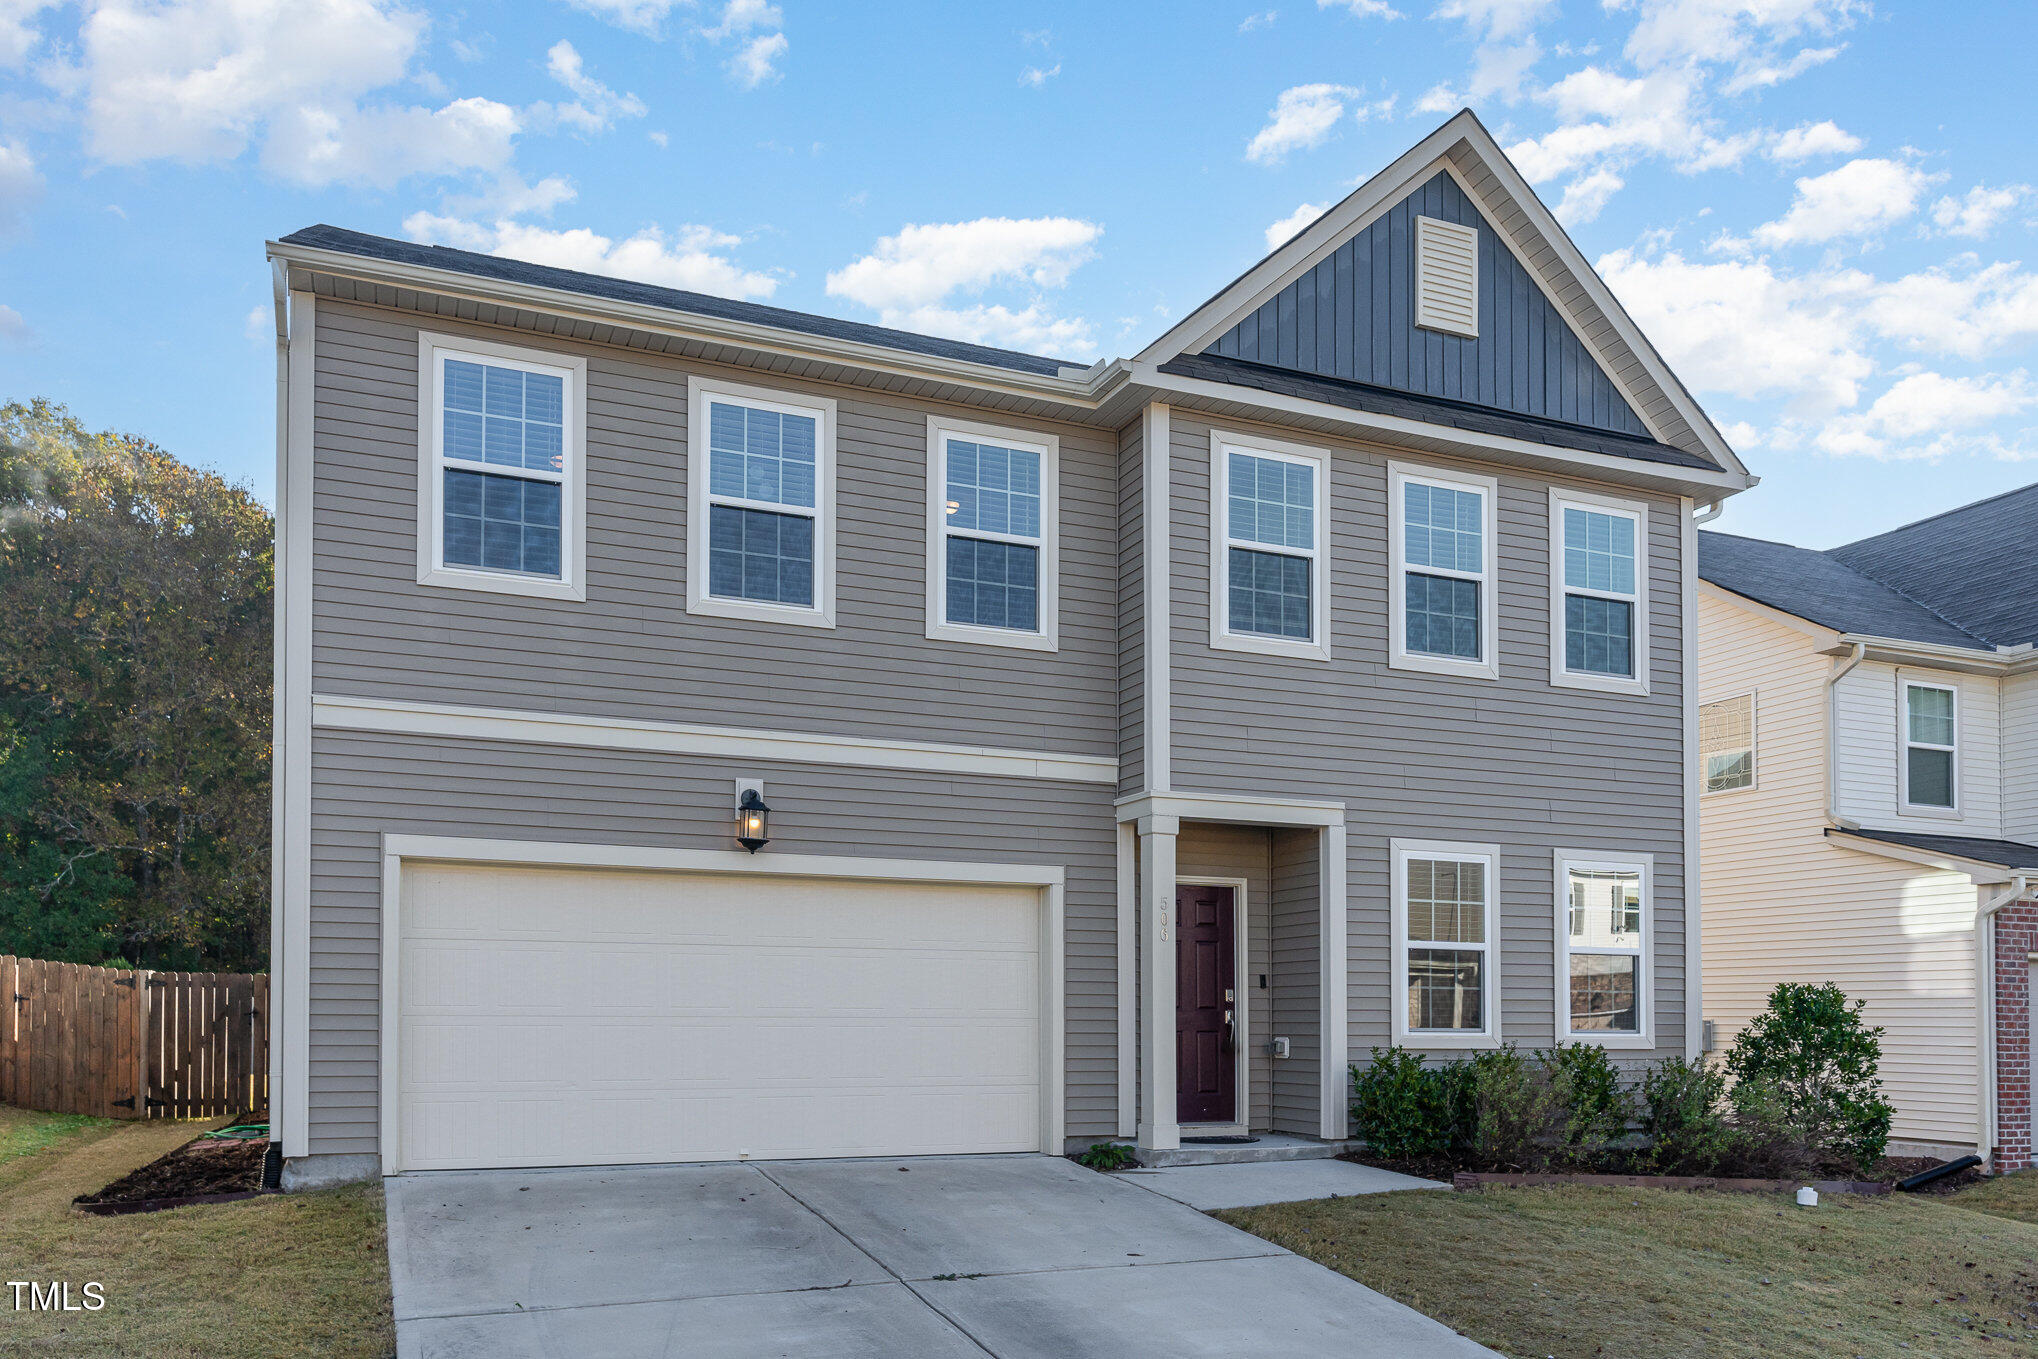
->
[1556,851,1651,1047]
[1211,432,1329,661]
[686,376,836,627]
[1700,693,1756,793]
[1550,489,1649,695]
[1900,678,1959,814]
[925,417,1058,651]
[1389,463,1497,679]
[1391,841,1501,1048]
[417,333,586,601]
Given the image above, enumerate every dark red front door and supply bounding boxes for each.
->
[1176,883,1236,1124]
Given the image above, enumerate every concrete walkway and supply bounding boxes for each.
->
[384,1154,1494,1358]
[1120,1157,1446,1210]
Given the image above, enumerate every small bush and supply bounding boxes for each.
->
[1640,1056,1734,1176]
[1074,1141,1137,1172]
[1350,1047,1456,1160]
[1465,1045,1573,1172]
[1541,1043,1633,1154]
[1725,982,1895,1172]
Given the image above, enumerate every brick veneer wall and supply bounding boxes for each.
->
[1995,900,2038,1173]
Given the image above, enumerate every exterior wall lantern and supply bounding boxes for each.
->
[736,785,771,853]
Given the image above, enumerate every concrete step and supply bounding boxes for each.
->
[1136,1135,1349,1168]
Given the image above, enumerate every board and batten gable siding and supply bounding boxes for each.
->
[303,728,1120,1156]
[1202,171,1650,439]
[1833,659,2002,838]
[307,300,1117,758]
[2003,672,2038,844]
[1168,410,1689,1058]
[1118,418,1146,796]
[1697,592,1981,1151]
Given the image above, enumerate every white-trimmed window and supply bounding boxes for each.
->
[1391,840,1501,1048]
[1700,693,1756,793]
[1389,462,1497,680]
[1555,851,1652,1048]
[925,416,1058,651]
[686,375,836,628]
[1211,431,1330,661]
[416,332,587,601]
[1900,677,1959,814]
[1550,489,1649,695]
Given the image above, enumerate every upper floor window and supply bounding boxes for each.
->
[1391,840,1500,1049]
[1210,432,1329,662]
[1901,679,1958,813]
[925,417,1058,651]
[1556,851,1652,1049]
[686,375,836,628]
[1389,462,1496,680]
[1699,693,1756,793]
[1549,490,1649,696]
[416,333,586,601]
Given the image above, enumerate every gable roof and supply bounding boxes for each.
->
[1136,110,1745,479]
[277,224,1082,379]
[1826,483,2038,648]
[1698,531,1984,648]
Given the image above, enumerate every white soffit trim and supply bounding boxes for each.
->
[1114,789,1346,828]
[1823,829,2016,885]
[314,693,1118,784]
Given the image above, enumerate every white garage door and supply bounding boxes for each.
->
[393,863,1043,1172]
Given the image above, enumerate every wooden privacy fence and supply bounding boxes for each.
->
[0,956,268,1120]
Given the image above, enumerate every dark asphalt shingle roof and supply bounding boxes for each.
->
[1158,353,1719,471]
[1829,827,2038,872]
[277,224,1081,378]
[1697,531,1985,648]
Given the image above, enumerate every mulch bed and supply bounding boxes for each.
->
[1452,1171,1889,1195]
[74,1132,271,1214]
[1345,1148,1972,1194]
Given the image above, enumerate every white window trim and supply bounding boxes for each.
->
[923,415,1059,652]
[1554,849,1654,1050]
[1897,671,1962,819]
[686,374,838,628]
[1548,487,1650,697]
[1209,430,1332,662]
[1390,839,1503,1050]
[1698,689,1758,797]
[1388,461,1498,681]
[415,331,588,602]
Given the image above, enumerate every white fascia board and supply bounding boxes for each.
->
[1823,829,2016,885]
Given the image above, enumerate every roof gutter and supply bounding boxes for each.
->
[1977,873,2033,1166]
[1825,642,1867,832]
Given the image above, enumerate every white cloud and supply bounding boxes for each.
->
[1265,202,1327,251]
[1019,63,1060,87]
[1931,185,2032,240]
[1858,258,2038,360]
[265,96,521,188]
[244,302,270,342]
[1414,82,1459,114]
[0,301,27,342]
[1238,10,1278,32]
[728,32,787,87]
[531,39,647,135]
[1766,119,1862,163]
[1812,371,2038,460]
[1615,0,1863,87]
[702,0,777,39]
[0,0,53,68]
[0,140,40,237]
[562,0,686,34]
[1744,157,1940,249]
[1556,167,1624,224]
[402,214,780,300]
[1245,83,1374,165]
[1318,0,1404,18]
[825,216,1101,355]
[1432,0,1554,41]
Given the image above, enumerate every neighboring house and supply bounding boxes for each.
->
[262,110,1753,1188]
[1698,488,2038,1170]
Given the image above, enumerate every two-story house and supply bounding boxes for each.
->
[1698,488,2038,1171]
[264,110,1753,1188]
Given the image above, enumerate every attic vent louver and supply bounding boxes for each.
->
[1414,215,1479,339]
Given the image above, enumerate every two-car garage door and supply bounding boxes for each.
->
[393,863,1044,1172]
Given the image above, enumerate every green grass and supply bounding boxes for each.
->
[0,1105,114,1173]
[1218,1183,2038,1358]
[0,1107,394,1357]
[1953,1169,2038,1227]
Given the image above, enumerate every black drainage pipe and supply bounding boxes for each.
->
[1896,1155,1981,1192]
[261,1142,284,1191]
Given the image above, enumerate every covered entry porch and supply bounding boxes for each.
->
[1115,792,1348,1159]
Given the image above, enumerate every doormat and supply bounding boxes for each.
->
[1181,1135,1259,1145]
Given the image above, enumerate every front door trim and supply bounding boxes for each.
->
[1176,875,1249,1132]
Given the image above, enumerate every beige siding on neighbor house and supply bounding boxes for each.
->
[1699,591,1980,1152]
[1834,659,2001,837]
[2001,673,2038,844]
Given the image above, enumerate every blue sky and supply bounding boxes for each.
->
[2,0,2033,547]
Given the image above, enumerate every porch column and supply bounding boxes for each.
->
[1137,813,1180,1152]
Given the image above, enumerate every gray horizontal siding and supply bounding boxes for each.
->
[305,728,1119,1156]
[1269,829,1322,1134]
[1117,418,1146,797]
[1167,410,1688,1059]
[309,301,1117,756]
[1205,172,1648,438]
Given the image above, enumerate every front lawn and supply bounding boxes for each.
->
[1952,1169,2038,1227]
[1217,1183,2038,1357]
[0,1107,393,1357]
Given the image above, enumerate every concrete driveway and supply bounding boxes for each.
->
[384,1154,1495,1358]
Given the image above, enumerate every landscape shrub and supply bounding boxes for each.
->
[1540,1043,1633,1154]
[1639,1056,1735,1176]
[1074,1141,1137,1172]
[1349,1047,1455,1160]
[1466,1045,1572,1172]
[1725,982,1895,1172]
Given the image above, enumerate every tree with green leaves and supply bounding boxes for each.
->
[0,399,272,969]
[1725,981,1895,1170]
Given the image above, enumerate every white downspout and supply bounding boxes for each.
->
[1826,643,1867,831]
[268,259,290,1164]
[1977,873,2032,1167]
